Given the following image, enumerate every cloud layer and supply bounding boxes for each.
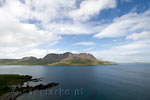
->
[69,0,116,21]
[73,41,95,46]
[0,0,149,62]
[92,10,150,62]
[0,0,116,58]
[94,11,150,38]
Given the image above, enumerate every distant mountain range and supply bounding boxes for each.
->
[0,52,116,66]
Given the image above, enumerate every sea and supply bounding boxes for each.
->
[0,64,150,100]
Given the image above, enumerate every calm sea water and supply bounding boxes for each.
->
[0,64,150,100]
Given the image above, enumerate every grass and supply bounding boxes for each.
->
[0,74,25,96]
[47,60,116,66]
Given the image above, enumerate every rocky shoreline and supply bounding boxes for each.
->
[0,75,59,100]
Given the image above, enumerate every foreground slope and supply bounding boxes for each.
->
[0,52,116,65]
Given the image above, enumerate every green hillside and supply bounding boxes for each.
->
[0,52,116,66]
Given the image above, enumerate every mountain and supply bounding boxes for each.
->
[0,52,116,65]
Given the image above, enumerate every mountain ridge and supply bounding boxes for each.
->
[0,52,116,65]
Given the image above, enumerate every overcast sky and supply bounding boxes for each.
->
[0,0,150,62]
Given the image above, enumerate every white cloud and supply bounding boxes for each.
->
[24,0,76,24]
[94,11,150,38]
[69,0,116,21]
[0,0,116,47]
[116,40,150,50]
[90,39,150,63]
[44,22,106,35]
[93,10,150,62]
[0,47,65,59]
[0,0,105,48]
[0,0,106,58]
[0,0,63,47]
[0,0,149,63]
[0,20,61,47]
[0,0,75,58]
[126,31,150,40]
[73,41,95,46]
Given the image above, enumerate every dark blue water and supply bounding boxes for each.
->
[0,64,150,100]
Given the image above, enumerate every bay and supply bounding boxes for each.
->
[0,64,150,100]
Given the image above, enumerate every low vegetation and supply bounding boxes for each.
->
[0,52,116,66]
[0,74,59,100]
[0,74,26,96]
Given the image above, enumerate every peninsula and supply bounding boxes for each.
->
[0,52,116,65]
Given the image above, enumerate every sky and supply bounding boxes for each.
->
[0,0,150,63]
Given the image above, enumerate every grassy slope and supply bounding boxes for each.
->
[47,53,117,66]
[0,60,40,65]
[0,59,116,66]
[47,59,116,66]
[0,74,25,96]
[0,53,117,65]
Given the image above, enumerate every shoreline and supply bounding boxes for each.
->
[0,74,59,100]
